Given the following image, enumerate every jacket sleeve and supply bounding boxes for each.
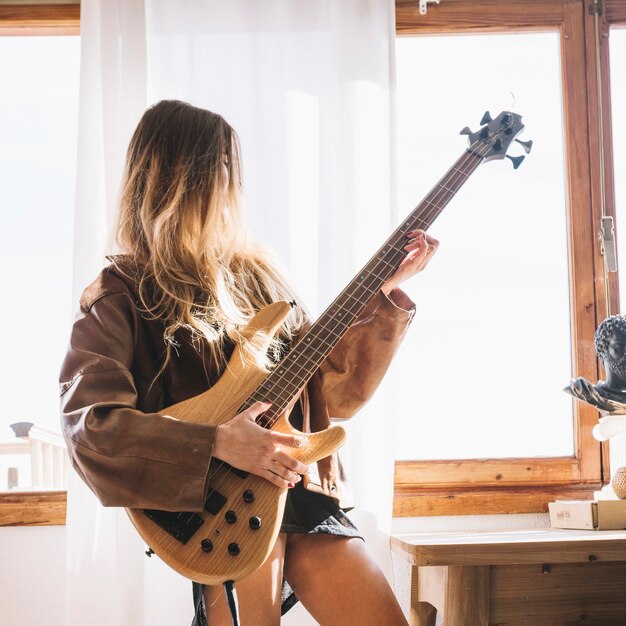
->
[59,291,216,512]
[318,288,415,419]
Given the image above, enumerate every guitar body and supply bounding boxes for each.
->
[126,301,346,585]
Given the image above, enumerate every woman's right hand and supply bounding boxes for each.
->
[212,401,310,489]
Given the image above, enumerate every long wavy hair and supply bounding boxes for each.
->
[114,100,304,377]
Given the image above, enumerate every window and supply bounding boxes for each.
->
[393,0,620,516]
[393,32,571,461]
[0,3,80,525]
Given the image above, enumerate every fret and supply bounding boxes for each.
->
[354,283,378,298]
[341,290,371,308]
[438,184,457,194]
[412,216,431,230]
[451,166,470,177]
[372,255,400,273]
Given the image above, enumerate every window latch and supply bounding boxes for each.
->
[419,0,441,15]
[599,216,617,272]
[589,0,602,16]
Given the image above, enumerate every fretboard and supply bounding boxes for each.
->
[245,146,484,425]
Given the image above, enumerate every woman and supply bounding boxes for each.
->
[60,100,438,625]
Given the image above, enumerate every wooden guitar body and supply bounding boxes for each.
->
[126,301,346,585]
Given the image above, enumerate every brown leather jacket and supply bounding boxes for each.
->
[59,263,415,512]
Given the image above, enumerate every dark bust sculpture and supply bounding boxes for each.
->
[565,315,626,415]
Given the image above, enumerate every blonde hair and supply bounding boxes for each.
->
[114,100,304,378]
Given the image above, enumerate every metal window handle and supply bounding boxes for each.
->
[599,216,618,272]
[419,0,441,16]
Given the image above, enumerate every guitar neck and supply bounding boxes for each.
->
[245,147,484,421]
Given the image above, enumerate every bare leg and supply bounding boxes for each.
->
[203,533,286,626]
[283,534,409,626]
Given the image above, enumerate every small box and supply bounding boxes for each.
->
[549,499,626,530]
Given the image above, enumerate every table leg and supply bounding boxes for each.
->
[414,602,437,626]
[444,565,490,626]
[409,565,438,626]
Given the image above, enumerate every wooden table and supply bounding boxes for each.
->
[391,529,626,626]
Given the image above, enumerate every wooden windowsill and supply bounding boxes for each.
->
[0,491,67,526]
[394,482,603,517]
[394,453,606,516]
[0,4,80,35]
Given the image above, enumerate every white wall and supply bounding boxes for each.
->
[0,524,314,625]
[0,526,66,626]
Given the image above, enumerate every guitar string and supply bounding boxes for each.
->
[198,126,506,509]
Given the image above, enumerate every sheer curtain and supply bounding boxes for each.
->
[67,1,398,624]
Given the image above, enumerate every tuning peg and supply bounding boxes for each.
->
[459,126,473,136]
[506,154,525,169]
[515,139,533,154]
[480,111,493,125]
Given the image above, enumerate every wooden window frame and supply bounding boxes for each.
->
[393,0,626,516]
[0,2,78,526]
[607,0,626,23]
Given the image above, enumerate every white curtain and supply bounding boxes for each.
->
[67,1,398,624]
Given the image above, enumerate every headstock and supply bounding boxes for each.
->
[460,110,532,168]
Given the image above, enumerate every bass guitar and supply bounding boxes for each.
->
[126,110,531,585]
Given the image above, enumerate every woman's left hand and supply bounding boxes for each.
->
[381,229,439,296]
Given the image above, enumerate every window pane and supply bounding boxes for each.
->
[393,33,572,460]
[0,36,80,490]
[612,29,626,309]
